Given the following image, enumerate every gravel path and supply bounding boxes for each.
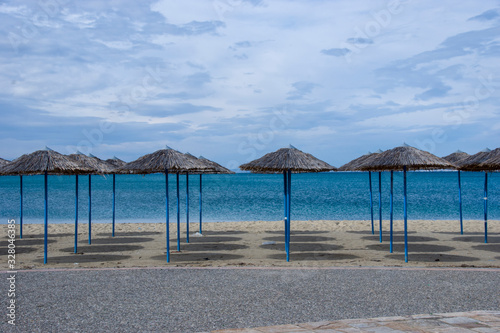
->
[2,267,499,332]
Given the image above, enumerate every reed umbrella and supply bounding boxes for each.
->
[68,152,113,251]
[240,145,336,261]
[0,148,92,263]
[443,150,470,234]
[117,147,209,262]
[360,144,455,262]
[197,156,235,234]
[458,148,499,243]
[104,156,127,238]
[339,149,384,240]
[0,157,9,166]
[181,153,217,242]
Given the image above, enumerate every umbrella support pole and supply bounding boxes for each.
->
[112,174,116,237]
[369,172,374,234]
[176,172,180,252]
[199,174,202,234]
[44,172,48,264]
[165,169,170,262]
[19,175,23,239]
[88,174,92,245]
[378,172,382,243]
[283,171,288,254]
[484,172,488,243]
[390,171,393,253]
[458,171,463,235]
[186,173,189,243]
[74,175,78,253]
[286,169,291,262]
[403,166,408,263]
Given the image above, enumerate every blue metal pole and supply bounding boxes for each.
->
[484,172,488,243]
[165,169,170,262]
[369,171,374,234]
[176,172,180,251]
[199,174,202,234]
[186,172,190,243]
[44,171,48,264]
[88,174,92,245]
[19,175,23,239]
[283,170,288,254]
[74,175,78,253]
[390,171,393,253]
[403,166,408,263]
[378,172,382,243]
[112,173,116,237]
[287,169,291,262]
[458,170,463,235]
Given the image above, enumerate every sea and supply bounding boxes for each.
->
[0,171,498,225]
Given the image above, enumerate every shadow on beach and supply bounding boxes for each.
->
[33,254,132,264]
[151,253,245,262]
[79,237,155,244]
[366,243,455,253]
[267,253,360,261]
[385,253,480,263]
[59,245,145,253]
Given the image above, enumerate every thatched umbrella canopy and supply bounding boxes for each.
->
[67,152,115,247]
[339,149,384,240]
[117,147,211,262]
[105,156,126,169]
[442,150,470,165]
[199,156,235,174]
[457,148,492,171]
[477,148,500,171]
[359,144,455,262]
[240,145,336,262]
[0,157,9,166]
[442,150,470,235]
[0,148,92,264]
[240,145,336,173]
[457,147,498,243]
[102,156,127,238]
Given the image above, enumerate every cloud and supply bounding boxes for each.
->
[468,9,500,21]
[321,48,351,57]
[346,37,373,45]
[414,85,452,101]
[286,81,318,100]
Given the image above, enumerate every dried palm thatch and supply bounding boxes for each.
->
[458,148,495,171]
[117,147,209,174]
[105,156,126,168]
[182,153,218,174]
[359,145,455,171]
[199,156,235,174]
[0,157,9,166]
[0,148,93,175]
[442,150,470,165]
[473,148,500,171]
[338,149,383,171]
[239,145,336,173]
[68,152,114,174]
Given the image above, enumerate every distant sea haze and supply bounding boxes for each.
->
[0,172,497,224]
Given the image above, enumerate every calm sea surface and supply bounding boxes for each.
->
[0,172,498,224]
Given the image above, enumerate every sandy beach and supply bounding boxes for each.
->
[1,219,499,270]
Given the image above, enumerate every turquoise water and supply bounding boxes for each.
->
[0,172,498,224]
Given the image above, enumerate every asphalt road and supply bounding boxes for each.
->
[2,266,499,332]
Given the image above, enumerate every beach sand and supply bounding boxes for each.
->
[1,219,499,270]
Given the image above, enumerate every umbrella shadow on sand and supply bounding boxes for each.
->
[452,235,500,243]
[385,253,480,263]
[366,243,455,253]
[188,236,243,243]
[267,252,359,261]
[79,237,155,244]
[151,252,245,262]
[0,247,38,255]
[263,235,335,243]
[33,254,132,264]
[96,231,162,237]
[59,245,145,253]
[265,230,329,235]
[180,243,249,251]
[261,242,343,252]
[472,244,500,253]
[362,234,439,242]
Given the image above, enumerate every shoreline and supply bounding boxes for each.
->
[1,219,498,270]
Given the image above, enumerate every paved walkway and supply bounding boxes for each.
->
[210,311,500,332]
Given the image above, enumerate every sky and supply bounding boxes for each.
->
[1,0,499,169]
